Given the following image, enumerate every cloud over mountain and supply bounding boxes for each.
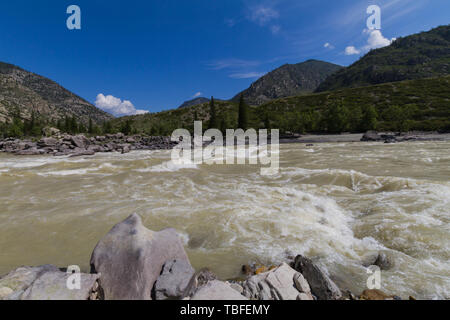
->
[95,94,149,116]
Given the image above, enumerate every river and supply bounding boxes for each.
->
[0,141,449,299]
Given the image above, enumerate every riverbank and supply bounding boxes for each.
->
[0,132,177,157]
[280,132,450,144]
[0,213,405,301]
[2,131,449,158]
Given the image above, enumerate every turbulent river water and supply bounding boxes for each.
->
[0,141,449,299]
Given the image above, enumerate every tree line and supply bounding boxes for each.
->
[0,108,123,139]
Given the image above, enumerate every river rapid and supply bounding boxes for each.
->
[0,141,449,299]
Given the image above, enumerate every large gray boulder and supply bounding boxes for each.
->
[90,213,190,300]
[242,263,313,300]
[70,135,90,149]
[293,255,342,300]
[0,265,99,300]
[153,259,195,300]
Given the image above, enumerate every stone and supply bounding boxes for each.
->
[153,259,195,300]
[42,127,60,137]
[37,137,58,147]
[189,280,248,300]
[229,283,244,294]
[70,135,90,148]
[121,145,130,154]
[90,213,189,300]
[0,265,59,300]
[361,131,382,142]
[182,269,218,299]
[297,292,314,300]
[293,255,342,300]
[293,272,311,295]
[242,263,307,300]
[360,289,395,300]
[0,287,13,300]
[374,252,394,270]
[21,271,100,300]
[15,148,45,156]
[69,149,95,157]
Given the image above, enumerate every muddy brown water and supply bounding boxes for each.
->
[0,141,449,299]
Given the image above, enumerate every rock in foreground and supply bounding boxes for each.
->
[292,255,342,300]
[242,263,314,300]
[90,213,190,300]
[0,265,99,300]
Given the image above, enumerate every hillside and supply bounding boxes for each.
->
[111,76,450,135]
[178,97,210,109]
[0,62,113,125]
[316,25,450,92]
[231,59,343,105]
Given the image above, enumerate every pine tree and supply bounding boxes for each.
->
[360,105,378,132]
[209,97,218,129]
[264,112,271,130]
[122,119,132,135]
[238,95,249,130]
[326,100,349,133]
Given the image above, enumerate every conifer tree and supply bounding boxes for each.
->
[238,95,249,130]
[209,97,218,129]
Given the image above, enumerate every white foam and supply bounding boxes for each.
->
[137,160,199,172]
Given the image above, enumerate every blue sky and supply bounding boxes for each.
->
[0,0,448,115]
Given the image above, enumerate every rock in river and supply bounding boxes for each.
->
[153,259,195,300]
[90,213,190,300]
[292,255,342,300]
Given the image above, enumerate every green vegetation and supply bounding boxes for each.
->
[238,95,249,130]
[109,75,450,135]
[208,97,218,129]
[316,25,450,92]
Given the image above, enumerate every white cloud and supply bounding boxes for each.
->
[363,29,396,50]
[324,42,335,49]
[192,92,202,98]
[229,72,266,79]
[95,94,149,117]
[345,29,396,56]
[345,46,361,55]
[248,6,279,26]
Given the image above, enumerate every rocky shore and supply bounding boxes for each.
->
[0,214,405,301]
[0,128,177,157]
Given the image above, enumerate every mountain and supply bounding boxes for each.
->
[0,62,113,125]
[316,25,450,92]
[178,97,210,109]
[231,59,343,105]
[111,75,450,135]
